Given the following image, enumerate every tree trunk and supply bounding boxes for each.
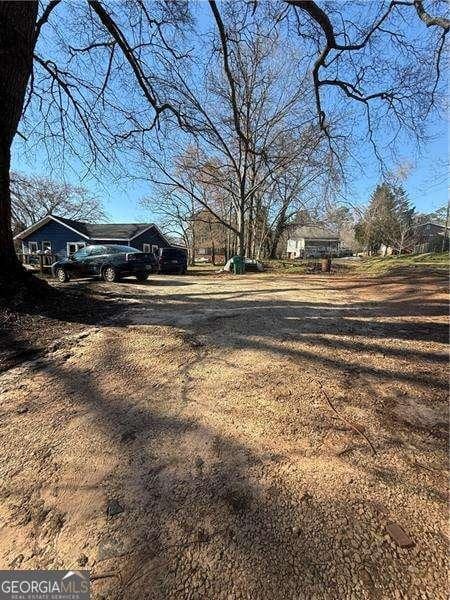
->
[246,194,254,258]
[269,218,285,259]
[442,201,449,252]
[189,210,196,266]
[237,201,246,257]
[268,201,291,259]
[0,2,39,292]
[208,219,216,265]
[238,228,245,257]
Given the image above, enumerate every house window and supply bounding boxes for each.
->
[143,243,151,253]
[42,241,52,252]
[67,242,86,255]
[152,245,158,253]
[28,241,39,254]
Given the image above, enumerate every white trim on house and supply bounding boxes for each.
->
[14,215,52,240]
[14,215,171,246]
[129,223,171,246]
[28,241,39,253]
[67,241,86,255]
[50,215,90,238]
[14,214,90,240]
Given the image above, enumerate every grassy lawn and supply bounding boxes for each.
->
[356,252,449,276]
[266,253,449,277]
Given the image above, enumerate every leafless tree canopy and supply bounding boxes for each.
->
[10,172,107,234]
[283,0,449,163]
[21,1,448,173]
[0,0,448,286]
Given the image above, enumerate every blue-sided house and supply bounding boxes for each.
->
[15,214,171,259]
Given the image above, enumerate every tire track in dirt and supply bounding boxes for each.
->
[0,273,447,599]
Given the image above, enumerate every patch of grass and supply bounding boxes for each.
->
[265,259,355,275]
[356,252,449,276]
[265,259,309,274]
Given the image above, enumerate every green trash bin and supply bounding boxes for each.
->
[231,255,245,274]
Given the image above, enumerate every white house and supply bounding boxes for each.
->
[286,225,340,258]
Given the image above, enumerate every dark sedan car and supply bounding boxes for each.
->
[52,244,157,283]
[156,247,188,274]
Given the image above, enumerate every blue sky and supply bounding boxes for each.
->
[348,130,448,215]
[12,123,447,222]
[11,1,449,224]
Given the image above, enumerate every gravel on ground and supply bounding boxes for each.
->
[0,271,447,599]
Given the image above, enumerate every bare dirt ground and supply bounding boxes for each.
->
[0,271,448,599]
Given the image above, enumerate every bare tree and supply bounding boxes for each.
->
[283,0,449,164]
[141,189,198,264]
[10,172,107,234]
[0,0,191,295]
[1,0,448,295]
[135,4,327,258]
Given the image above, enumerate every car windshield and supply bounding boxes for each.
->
[105,245,140,254]
[161,248,186,259]
[88,246,107,256]
[72,247,88,259]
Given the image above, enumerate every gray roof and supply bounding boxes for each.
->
[415,221,445,231]
[56,216,153,240]
[14,214,168,243]
[289,225,340,241]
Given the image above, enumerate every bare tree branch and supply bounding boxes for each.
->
[35,0,61,41]
[88,0,186,128]
[413,0,450,29]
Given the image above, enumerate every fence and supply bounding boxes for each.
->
[19,253,56,273]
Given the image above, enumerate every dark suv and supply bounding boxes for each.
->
[157,247,188,274]
[52,245,157,283]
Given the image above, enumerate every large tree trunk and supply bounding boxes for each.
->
[246,194,254,258]
[269,206,289,259]
[237,200,246,257]
[0,2,39,292]
[189,213,196,266]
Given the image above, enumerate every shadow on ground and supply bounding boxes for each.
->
[1,271,448,598]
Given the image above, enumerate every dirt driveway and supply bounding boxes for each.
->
[0,272,448,599]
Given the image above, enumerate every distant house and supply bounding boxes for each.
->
[412,221,447,252]
[15,214,171,260]
[190,209,227,264]
[379,221,448,255]
[286,225,340,258]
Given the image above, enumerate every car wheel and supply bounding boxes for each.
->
[135,272,149,282]
[102,266,118,282]
[56,267,70,283]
